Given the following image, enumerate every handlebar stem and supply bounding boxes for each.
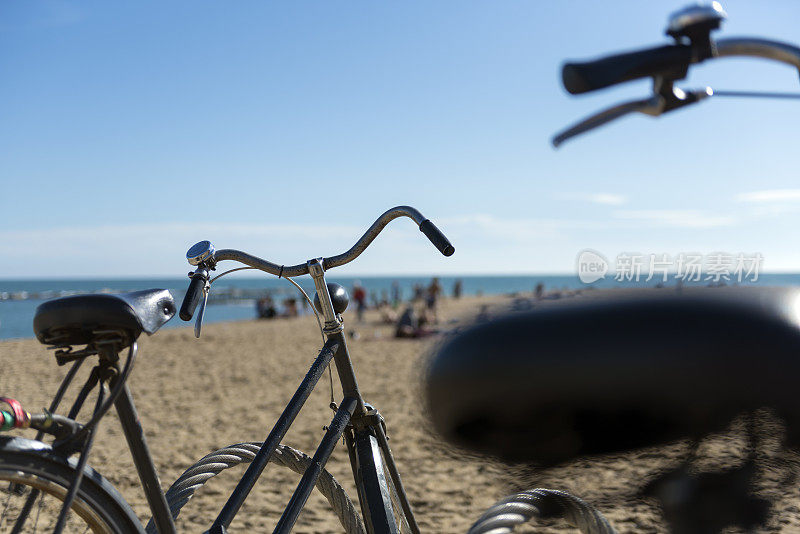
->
[308,258,343,334]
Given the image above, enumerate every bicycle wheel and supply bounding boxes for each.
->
[383,461,412,534]
[0,438,143,533]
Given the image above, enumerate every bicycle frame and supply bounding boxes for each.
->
[104,258,418,534]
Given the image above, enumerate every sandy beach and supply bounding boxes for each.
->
[3,291,800,533]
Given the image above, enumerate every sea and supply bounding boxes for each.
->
[1,274,799,341]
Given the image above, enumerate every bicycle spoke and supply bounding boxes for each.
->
[33,491,44,531]
[0,482,100,534]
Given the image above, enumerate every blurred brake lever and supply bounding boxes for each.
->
[552,86,713,148]
[552,95,661,148]
[194,281,210,338]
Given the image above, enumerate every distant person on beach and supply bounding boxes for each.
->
[453,279,463,299]
[352,281,367,322]
[535,282,545,300]
[395,305,437,339]
[426,277,442,324]
[413,283,425,302]
[257,293,277,319]
[282,297,298,317]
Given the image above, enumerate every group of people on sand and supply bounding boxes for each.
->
[256,278,463,339]
[256,292,303,319]
[351,278,452,339]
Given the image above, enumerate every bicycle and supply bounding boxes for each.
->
[0,205,455,534]
[426,4,800,534]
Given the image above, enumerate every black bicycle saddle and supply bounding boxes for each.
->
[426,287,800,465]
[33,289,176,347]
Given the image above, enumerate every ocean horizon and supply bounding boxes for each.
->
[2,273,799,341]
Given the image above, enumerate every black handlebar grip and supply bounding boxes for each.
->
[562,44,693,95]
[419,219,455,257]
[179,271,207,321]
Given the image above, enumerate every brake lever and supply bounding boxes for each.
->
[552,86,713,147]
[552,95,661,147]
[194,281,210,338]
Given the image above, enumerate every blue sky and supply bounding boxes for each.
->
[1,1,799,278]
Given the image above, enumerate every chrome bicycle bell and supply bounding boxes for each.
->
[666,2,726,40]
[187,240,215,266]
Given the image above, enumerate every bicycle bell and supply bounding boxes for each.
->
[187,240,215,266]
[666,3,726,43]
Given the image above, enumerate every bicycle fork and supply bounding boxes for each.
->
[346,406,421,534]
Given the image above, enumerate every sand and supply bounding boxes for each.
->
[3,292,800,533]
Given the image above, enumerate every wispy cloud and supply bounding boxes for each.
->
[589,193,627,206]
[560,192,628,206]
[613,210,735,228]
[736,189,800,203]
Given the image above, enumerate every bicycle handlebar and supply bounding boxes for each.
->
[217,205,453,274]
[561,37,800,96]
[179,206,454,320]
[562,44,693,95]
[179,269,208,321]
[715,37,800,71]
[554,36,800,147]
[419,219,455,257]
